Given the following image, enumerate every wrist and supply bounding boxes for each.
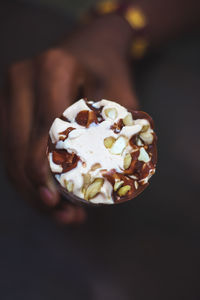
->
[82,1,149,60]
[62,13,133,64]
[89,14,133,56]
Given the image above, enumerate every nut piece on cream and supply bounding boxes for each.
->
[47,99,157,205]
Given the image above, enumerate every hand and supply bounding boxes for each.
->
[0,14,138,224]
[0,50,86,224]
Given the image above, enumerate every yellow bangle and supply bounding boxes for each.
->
[124,6,147,30]
[131,38,149,59]
[96,1,119,14]
[83,0,149,59]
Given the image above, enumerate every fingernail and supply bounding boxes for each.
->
[54,206,86,225]
[54,206,77,224]
[76,208,87,223]
[39,186,58,207]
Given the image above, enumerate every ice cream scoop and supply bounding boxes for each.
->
[47,99,157,206]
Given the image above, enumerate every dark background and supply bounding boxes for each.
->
[0,1,200,299]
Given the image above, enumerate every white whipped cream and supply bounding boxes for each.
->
[48,99,155,204]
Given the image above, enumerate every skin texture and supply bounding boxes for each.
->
[0,14,138,224]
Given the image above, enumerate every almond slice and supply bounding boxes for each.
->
[134,181,139,189]
[129,175,138,180]
[114,180,124,191]
[105,108,118,120]
[104,137,116,149]
[84,178,104,201]
[110,136,127,155]
[82,173,91,188]
[138,147,150,163]
[139,131,154,145]
[64,179,74,192]
[123,113,134,126]
[141,124,150,133]
[117,185,131,197]
[123,153,132,169]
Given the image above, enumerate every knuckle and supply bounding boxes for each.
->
[7,60,31,80]
[37,48,77,74]
[38,48,65,70]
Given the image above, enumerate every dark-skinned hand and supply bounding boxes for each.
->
[0,15,138,224]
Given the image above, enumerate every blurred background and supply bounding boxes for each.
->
[0,0,200,299]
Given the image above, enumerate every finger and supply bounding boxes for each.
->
[2,62,48,211]
[83,72,105,101]
[106,72,139,110]
[85,63,139,109]
[26,49,84,206]
[53,204,86,225]
[3,60,37,200]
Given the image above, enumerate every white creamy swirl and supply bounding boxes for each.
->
[48,99,156,204]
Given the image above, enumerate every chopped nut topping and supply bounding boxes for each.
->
[149,169,155,175]
[123,113,134,126]
[136,137,144,147]
[105,108,118,120]
[123,153,132,170]
[82,173,91,188]
[140,131,154,145]
[111,119,124,133]
[75,110,98,127]
[129,175,138,180]
[138,147,150,163]
[114,180,124,191]
[141,124,150,133]
[64,179,74,192]
[84,178,104,200]
[134,181,139,189]
[117,185,131,197]
[87,111,98,126]
[52,150,79,173]
[110,136,127,155]
[75,110,89,126]
[104,136,116,148]
[59,127,75,141]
